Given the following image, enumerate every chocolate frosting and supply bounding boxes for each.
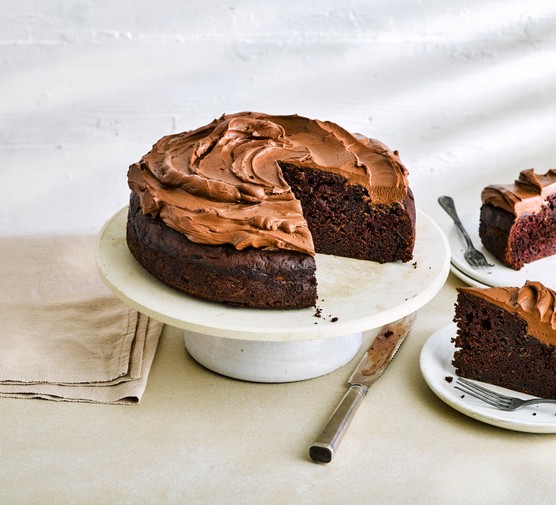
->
[460,281,556,346]
[481,168,556,217]
[128,112,410,255]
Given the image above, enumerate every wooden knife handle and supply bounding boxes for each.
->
[309,384,368,463]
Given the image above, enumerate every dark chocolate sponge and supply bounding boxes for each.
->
[127,193,317,309]
[453,289,556,399]
[280,164,415,263]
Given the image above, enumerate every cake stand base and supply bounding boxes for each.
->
[96,206,450,383]
[183,330,366,383]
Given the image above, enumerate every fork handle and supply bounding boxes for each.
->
[524,398,556,407]
[309,384,368,463]
[438,196,473,247]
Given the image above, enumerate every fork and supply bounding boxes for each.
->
[438,195,493,268]
[455,377,556,411]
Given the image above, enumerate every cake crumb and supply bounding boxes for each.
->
[444,376,453,383]
[412,261,417,269]
[314,306,322,318]
[331,317,338,323]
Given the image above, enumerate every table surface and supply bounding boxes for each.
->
[3,200,556,504]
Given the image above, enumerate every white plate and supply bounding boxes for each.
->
[420,323,556,433]
[447,211,556,289]
[449,262,490,288]
[97,207,450,342]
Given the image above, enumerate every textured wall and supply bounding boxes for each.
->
[2,1,555,232]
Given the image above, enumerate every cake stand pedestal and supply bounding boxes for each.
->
[96,207,450,382]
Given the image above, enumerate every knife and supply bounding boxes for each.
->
[309,313,416,463]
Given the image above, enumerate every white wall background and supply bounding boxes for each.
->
[1,0,555,233]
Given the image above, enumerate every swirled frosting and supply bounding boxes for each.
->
[128,112,410,255]
[461,281,556,345]
[481,168,556,217]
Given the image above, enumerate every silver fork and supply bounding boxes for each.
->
[455,377,556,411]
[438,195,493,268]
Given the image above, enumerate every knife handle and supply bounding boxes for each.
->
[309,384,368,463]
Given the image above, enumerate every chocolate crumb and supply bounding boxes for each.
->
[314,306,322,318]
[412,261,417,269]
[532,412,537,416]
[331,317,338,323]
[445,376,453,383]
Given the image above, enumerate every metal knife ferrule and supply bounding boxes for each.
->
[349,383,368,397]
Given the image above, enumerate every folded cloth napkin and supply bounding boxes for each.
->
[0,235,164,404]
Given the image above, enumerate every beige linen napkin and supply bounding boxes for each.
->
[0,235,163,404]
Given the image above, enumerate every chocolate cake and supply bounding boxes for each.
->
[126,112,416,309]
[479,169,556,270]
[453,281,556,399]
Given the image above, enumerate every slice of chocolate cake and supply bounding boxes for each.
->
[452,281,556,399]
[479,169,556,270]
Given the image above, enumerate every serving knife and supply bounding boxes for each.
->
[309,313,416,463]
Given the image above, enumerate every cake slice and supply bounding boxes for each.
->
[479,168,556,270]
[452,280,556,399]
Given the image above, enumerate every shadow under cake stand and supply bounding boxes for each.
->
[96,207,450,383]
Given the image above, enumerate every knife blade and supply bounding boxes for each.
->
[309,312,416,463]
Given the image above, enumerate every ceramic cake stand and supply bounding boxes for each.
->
[96,207,450,382]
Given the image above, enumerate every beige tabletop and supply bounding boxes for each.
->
[2,244,556,504]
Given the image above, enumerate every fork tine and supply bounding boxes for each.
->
[455,379,497,401]
[467,249,493,267]
[466,256,477,266]
[454,385,501,407]
[465,256,476,267]
[477,255,490,266]
[474,255,485,266]
[457,378,502,399]
[455,378,556,411]
[465,251,480,267]
[455,378,511,407]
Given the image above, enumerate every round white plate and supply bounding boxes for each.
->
[447,212,556,290]
[420,323,556,433]
[97,207,450,342]
[449,262,490,288]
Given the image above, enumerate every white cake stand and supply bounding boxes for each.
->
[96,207,450,382]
